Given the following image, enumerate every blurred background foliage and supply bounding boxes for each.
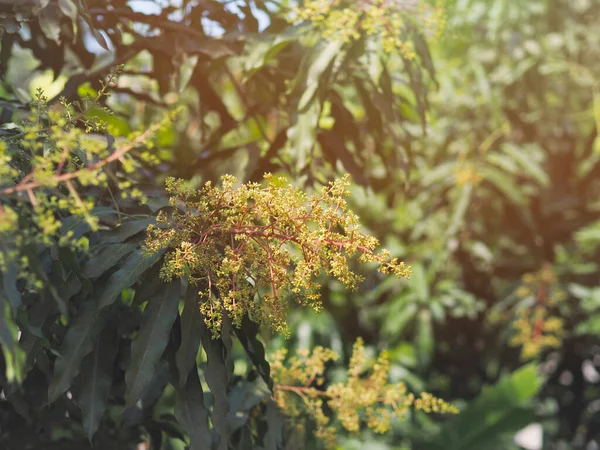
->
[2,0,600,449]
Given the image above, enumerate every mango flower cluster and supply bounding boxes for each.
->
[290,0,447,55]
[510,264,565,359]
[270,338,458,449]
[145,174,411,336]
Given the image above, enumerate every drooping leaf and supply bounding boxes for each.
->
[81,243,138,279]
[18,297,55,373]
[227,377,270,431]
[48,304,106,403]
[176,287,204,388]
[58,0,78,20]
[430,364,543,450]
[501,143,549,187]
[263,399,285,450]
[415,309,434,371]
[234,315,272,390]
[97,248,165,309]
[202,328,232,450]
[125,280,181,408]
[0,244,20,312]
[38,4,61,43]
[78,321,118,442]
[287,40,344,172]
[481,165,526,206]
[295,40,343,111]
[0,300,25,383]
[60,206,118,239]
[175,364,213,450]
[99,218,156,245]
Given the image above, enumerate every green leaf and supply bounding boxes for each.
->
[416,309,434,370]
[421,161,457,187]
[125,280,181,408]
[286,40,344,172]
[99,218,156,244]
[242,31,296,77]
[430,364,542,450]
[0,301,25,383]
[38,4,61,42]
[81,243,138,279]
[78,321,118,442]
[234,316,272,390]
[501,143,549,187]
[482,165,526,206]
[297,40,343,111]
[410,263,429,303]
[576,221,600,244]
[176,287,204,388]
[0,251,21,312]
[446,183,472,239]
[175,366,213,450]
[97,248,165,309]
[382,300,418,340]
[263,399,285,450]
[227,378,270,431]
[58,0,78,20]
[60,207,118,238]
[575,315,600,335]
[202,331,232,450]
[48,305,106,403]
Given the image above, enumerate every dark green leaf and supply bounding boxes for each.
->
[58,0,77,20]
[227,378,270,431]
[0,245,20,311]
[78,321,118,442]
[175,365,212,450]
[38,4,61,43]
[263,399,285,450]
[430,364,542,450]
[125,280,181,408]
[202,329,232,450]
[60,207,118,238]
[81,243,138,279]
[416,309,434,370]
[48,304,106,403]
[176,287,204,388]
[234,316,272,390]
[0,300,25,383]
[99,218,156,244]
[97,248,165,309]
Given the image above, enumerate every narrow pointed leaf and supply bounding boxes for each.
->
[226,378,270,431]
[431,364,542,450]
[0,246,21,311]
[0,300,25,383]
[99,218,156,245]
[176,287,204,388]
[79,322,118,441]
[58,0,78,19]
[234,316,272,390]
[202,330,232,450]
[49,305,105,402]
[125,280,181,408]
[175,365,212,450]
[263,399,284,450]
[81,243,137,278]
[97,248,165,309]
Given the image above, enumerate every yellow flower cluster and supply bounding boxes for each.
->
[455,164,483,186]
[270,338,457,449]
[291,0,447,56]
[509,264,565,359]
[146,174,410,337]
